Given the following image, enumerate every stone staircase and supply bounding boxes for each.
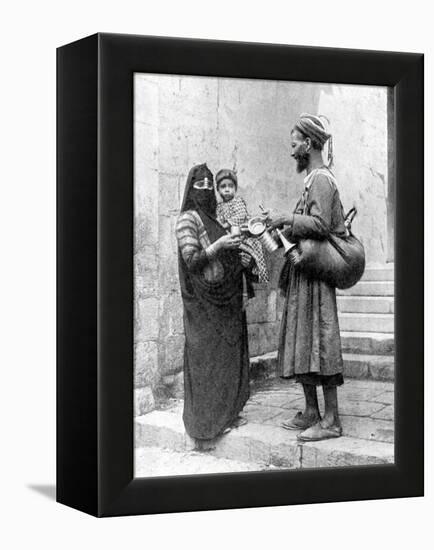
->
[337,264,394,381]
[250,265,395,383]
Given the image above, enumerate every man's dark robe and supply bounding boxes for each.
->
[278,167,347,381]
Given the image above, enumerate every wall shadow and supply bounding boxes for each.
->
[27,484,56,501]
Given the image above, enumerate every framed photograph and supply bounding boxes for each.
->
[57,33,423,517]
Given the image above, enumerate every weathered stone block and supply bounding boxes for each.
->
[159,172,183,215]
[371,405,394,421]
[134,160,159,250]
[242,404,283,424]
[246,289,278,325]
[218,79,281,139]
[135,297,159,342]
[362,266,394,282]
[248,438,271,465]
[340,416,394,444]
[134,386,155,417]
[372,390,394,405]
[134,206,159,253]
[134,410,187,452]
[159,291,184,338]
[338,400,385,417]
[248,388,303,409]
[343,358,370,379]
[212,432,252,464]
[267,290,277,322]
[339,312,394,333]
[266,250,286,287]
[248,322,280,356]
[134,119,159,174]
[162,374,175,386]
[369,362,394,381]
[159,334,185,376]
[249,351,278,380]
[269,443,300,469]
[340,332,394,355]
[342,353,394,381]
[159,75,218,123]
[134,341,159,388]
[339,382,390,402]
[246,289,269,324]
[134,247,158,299]
[134,76,159,128]
[161,371,185,398]
[300,436,394,468]
[247,323,260,356]
[171,372,184,399]
[159,213,178,255]
[276,291,285,321]
[265,408,299,427]
[243,423,300,468]
[337,296,394,314]
[158,214,180,292]
[158,121,218,177]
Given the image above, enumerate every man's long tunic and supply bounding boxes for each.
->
[278,168,347,381]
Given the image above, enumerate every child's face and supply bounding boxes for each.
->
[218,178,236,202]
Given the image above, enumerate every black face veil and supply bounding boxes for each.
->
[180,163,223,244]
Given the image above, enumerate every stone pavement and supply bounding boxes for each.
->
[135,447,277,477]
[135,377,394,477]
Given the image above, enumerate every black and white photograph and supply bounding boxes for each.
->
[133,74,395,477]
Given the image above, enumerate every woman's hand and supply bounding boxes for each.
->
[217,234,241,250]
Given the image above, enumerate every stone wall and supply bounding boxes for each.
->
[134,74,390,412]
[318,84,390,265]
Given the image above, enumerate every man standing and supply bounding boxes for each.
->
[269,114,347,441]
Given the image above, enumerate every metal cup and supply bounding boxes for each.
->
[259,230,279,253]
[230,225,241,237]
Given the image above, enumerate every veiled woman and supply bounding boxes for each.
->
[176,163,253,444]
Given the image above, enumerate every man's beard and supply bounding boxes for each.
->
[294,151,310,173]
[191,189,217,215]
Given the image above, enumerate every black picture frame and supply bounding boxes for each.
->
[57,33,424,517]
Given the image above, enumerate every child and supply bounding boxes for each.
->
[216,169,269,283]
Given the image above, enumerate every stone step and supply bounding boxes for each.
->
[338,312,394,333]
[250,352,278,380]
[250,350,394,382]
[337,295,394,314]
[340,331,394,355]
[135,406,393,471]
[337,281,394,297]
[134,445,275,477]
[253,332,395,356]
[361,266,394,282]
[342,353,394,381]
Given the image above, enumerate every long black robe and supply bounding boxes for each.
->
[176,166,250,440]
